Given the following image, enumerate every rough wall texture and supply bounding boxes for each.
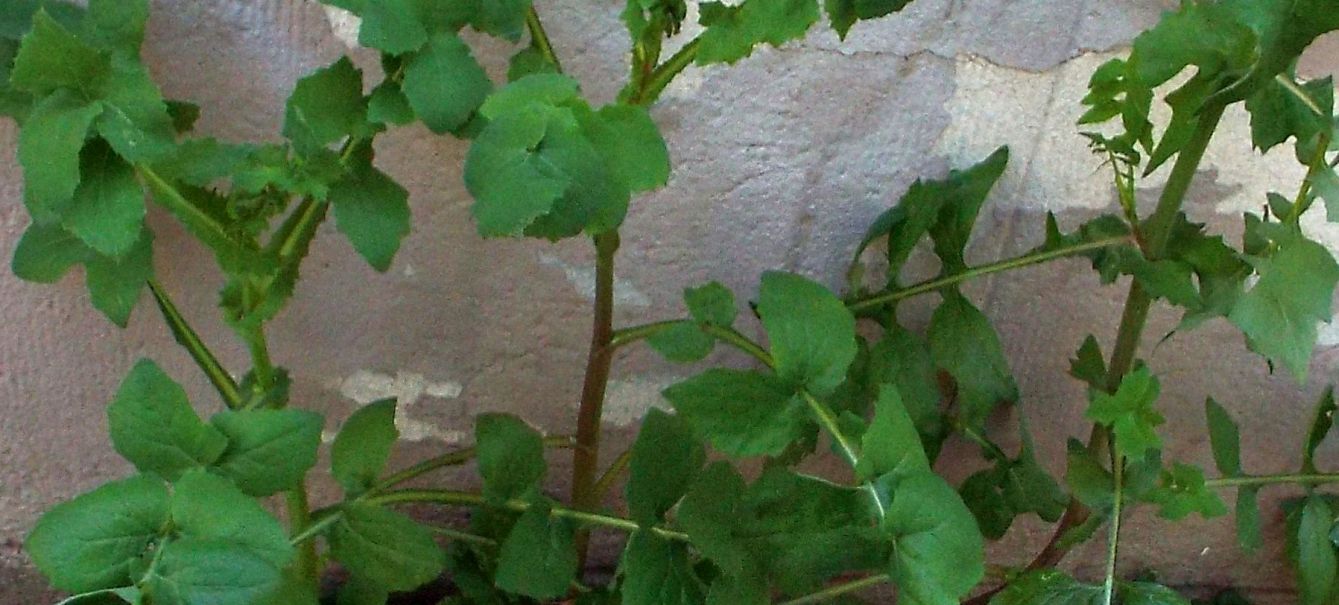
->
[2,0,1339,602]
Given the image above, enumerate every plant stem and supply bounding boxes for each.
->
[286,484,318,581]
[367,489,692,542]
[1101,449,1124,605]
[372,435,575,494]
[428,525,499,547]
[777,574,890,605]
[849,235,1132,313]
[1207,473,1339,488]
[635,38,701,107]
[241,323,276,399]
[525,4,563,73]
[147,279,244,409]
[800,390,887,518]
[592,446,635,501]
[571,231,621,567]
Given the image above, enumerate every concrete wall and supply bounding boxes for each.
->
[3,0,1339,602]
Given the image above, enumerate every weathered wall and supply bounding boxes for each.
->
[3,0,1339,602]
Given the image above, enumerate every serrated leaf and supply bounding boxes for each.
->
[621,533,706,605]
[662,368,809,458]
[61,138,145,257]
[332,399,399,497]
[464,106,573,237]
[1246,76,1334,153]
[627,409,705,524]
[1205,398,1242,477]
[475,413,546,502]
[927,289,1017,427]
[757,271,857,395]
[11,222,92,283]
[1086,366,1164,460]
[329,502,446,591]
[25,475,169,592]
[283,57,367,155]
[648,321,715,362]
[495,503,578,599]
[82,0,148,52]
[170,470,293,567]
[695,0,819,65]
[93,56,178,164]
[1298,495,1338,605]
[1229,231,1339,382]
[84,228,153,327]
[823,0,911,39]
[209,409,323,496]
[883,472,985,605]
[1145,462,1227,520]
[401,32,492,134]
[107,359,227,481]
[141,538,282,605]
[329,146,411,272]
[18,90,103,219]
[578,103,670,193]
[10,10,107,96]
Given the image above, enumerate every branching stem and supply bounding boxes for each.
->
[147,279,244,409]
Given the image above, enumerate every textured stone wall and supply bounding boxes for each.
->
[3,0,1339,602]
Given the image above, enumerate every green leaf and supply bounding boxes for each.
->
[1204,398,1242,477]
[401,33,492,134]
[107,359,227,481]
[662,368,809,458]
[1305,387,1337,473]
[824,0,911,39]
[18,91,103,219]
[855,385,929,482]
[358,0,428,55]
[989,570,1100,605]
[329,145,411,272]
[470,0,532,41]
[336,577,389,605]
[209,409,323,496]
[61,138,145,257]
[1086,366,1164,460]
[1246,76,1334,153]
[1236,486,1263,552]
[1313,167,1339,222]
[165,100,201,133]
[10,10,108,96]
[620,534,706,605]
[883,472,985,605]
[495,503,578,599]
[366,82,415,126]
[464,106,573,237]
[283,57,367,155]
[705,575,769,605]
[82,0,148,52]
[170,470,293,568]
[141,538,282,605]
[685,281,736,326]
[1229,231,1339,382]
[757,270,857,395]
[84,227,153,327]
[1065,439,1113,513]
[578,103,670,193]
[1069,335,1107,391]
[332,399,399,497]
[149,138,249,187]
[927,290,1017,427]
[866,327,946,462]
[695,0,820,65]
[507,47,558,82]
[627,409,705,524]
[926,146,1009,273]
[93,55,178,164]
[648,321,715,362]
[475,413,547,502]
[329,502,446,591]
[479,74,581,119]
[11,222,92,283]
[25,475,169,592]
[1144,462,1227,520]
[1121,582,1191,605]
[1298,495,1338,605]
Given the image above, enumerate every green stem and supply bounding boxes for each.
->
[609,320,681,350]
[571,231,621,567]
[147,279,244,409]
[960,423,1009,462]
[1288,131,1332,224]
[777,574,890,605]
[289,509,341,547]
[367,489,692,542]
[1207,473,1339,488]
[705,324,775,366]
[428,525,499,547]
[286,485,318,582]
[800,391,885,518]
[1101,450,1124,605]
[592,445,635,501]
[635,38,701,107]
[372,435,575,494]
[241,324,276,400]
[849,235,1132,313]
[525,5,564,73]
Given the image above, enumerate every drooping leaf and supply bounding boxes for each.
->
[332,399,399,497]
[366,82,415,126]
[169,469,293,567]
[358,0,429,55]
[627,409,705,524]
[1297,495,1338,605]
[84,228,154,327]
[662,369,809,458]
[475,413,547,502]
[1246,75,1334,153]
[926,146,1009,273]
[11,222,91,283]
[282,57,368,155]
[1236,486,1263,552]
[1064,438,1113,513]
[470,0,532,41]
[495,503,578,600]
[61,138,145,257]
[328,144,411,272]
[107,359,227,481]
[401,32,492,134]
[1204,398,1242,477]
[94,55,177,163]
[18,90,103,219]
[824,0,912,39]
[25,475,169,592]
[757,271,857,396]
[855,385,929,482]
[927,290,1017,428]
[209,409,324,496]
[329,502,446,591]
[988,570,1101,605]
[865,327,946,462]
[1069,335,1107,391]
[1085,366,1164,460]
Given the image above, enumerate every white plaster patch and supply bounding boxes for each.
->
[539,253,652,307]
[323,5,362,49]
[602,377,678,427]
[1318,317,1339,348]
[329,370,466,443]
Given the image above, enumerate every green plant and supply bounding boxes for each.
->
[8,0,1339,604]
